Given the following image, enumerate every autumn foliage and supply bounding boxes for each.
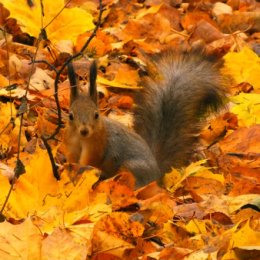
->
[0,0,260,260]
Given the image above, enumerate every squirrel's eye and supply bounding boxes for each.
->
[69,112,74,121]
[94,111,99,120]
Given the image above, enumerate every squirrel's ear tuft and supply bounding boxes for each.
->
[67,62,79,103]
[89,61,98,105]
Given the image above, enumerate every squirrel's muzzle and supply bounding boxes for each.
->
[80,127,89,137]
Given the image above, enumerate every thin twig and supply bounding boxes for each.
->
[2,29,13,117]
[41,137,60,180]
[0,114,25,216]
[0,118,15,136]
[32,59,58,73]
[0,178,14,216]
[0,23,41,218]
[43,0,73,29]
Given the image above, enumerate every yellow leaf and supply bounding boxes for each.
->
[2,148,59,219]
[222,220,260,259]
[0,218,42,260]
[221,250,239,260]
[164,160,208,192]
[0,102,25,152]
[93,230,134,257]
[226,194,260,213]
[183,160,209,175]
[31,194,111,235]
[0,173,13,207]
[163,168,183,192]
[184,250,218,260]
[1,147,110,227]
[63,193,111,224]
[230,220,260,248]
[42,227,89,260]
[32,207,66,234]
[195,169,225,184]
[1,0,94,44]
[185,219,207,235]
[223,47,260,90]
[59,168,100,212]
[231,93,260,127]
[0,74,9,86]
[136,4,163,19]
[60,169,112,223]
[97,75,141,89]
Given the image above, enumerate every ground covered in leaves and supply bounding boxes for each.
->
[0,0,260,259]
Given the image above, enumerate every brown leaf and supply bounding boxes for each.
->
[94,177,137,210]
[225,166,260,196]
[217,12,260,33]
[190,20,224,44]
[92,212,144,257]
[182,11,218,31]
[159,247,192,260]
[217,125,260,190]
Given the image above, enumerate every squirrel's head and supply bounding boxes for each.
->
[67,61,102,139]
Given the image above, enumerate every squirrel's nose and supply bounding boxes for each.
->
[80,128,89,136]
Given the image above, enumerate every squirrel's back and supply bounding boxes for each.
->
[134,50,227,173]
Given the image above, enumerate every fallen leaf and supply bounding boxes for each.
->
[1,0,94,43]
[0,218,42,260]
[223,47,260,90]
[42,227,89,260]
[92,212,144,257]
[231,93,260,126]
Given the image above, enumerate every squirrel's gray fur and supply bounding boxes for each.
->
[65,50,227,188]
[134,50,227,174]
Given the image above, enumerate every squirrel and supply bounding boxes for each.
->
[65,50,227,188]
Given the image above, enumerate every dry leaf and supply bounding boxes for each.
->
[1,0,94,43]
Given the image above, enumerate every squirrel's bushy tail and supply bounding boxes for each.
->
[134,50,227,173]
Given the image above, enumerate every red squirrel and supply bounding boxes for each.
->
[65,50,227,188]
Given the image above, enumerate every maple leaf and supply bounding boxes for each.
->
[222,220,260,260]
[0,74,9,86]
[164,160,215,192]
[1,1,260,259]
[1,0,94,44]
[42,227,89,260]
[92,212,144,257]
[0,218,42,260]
[0,103,25,156]
[231,93,260,126]
[0,147,104,220]
[0,148,60,219]
[97,63,142,89]
[223,47,260,90]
